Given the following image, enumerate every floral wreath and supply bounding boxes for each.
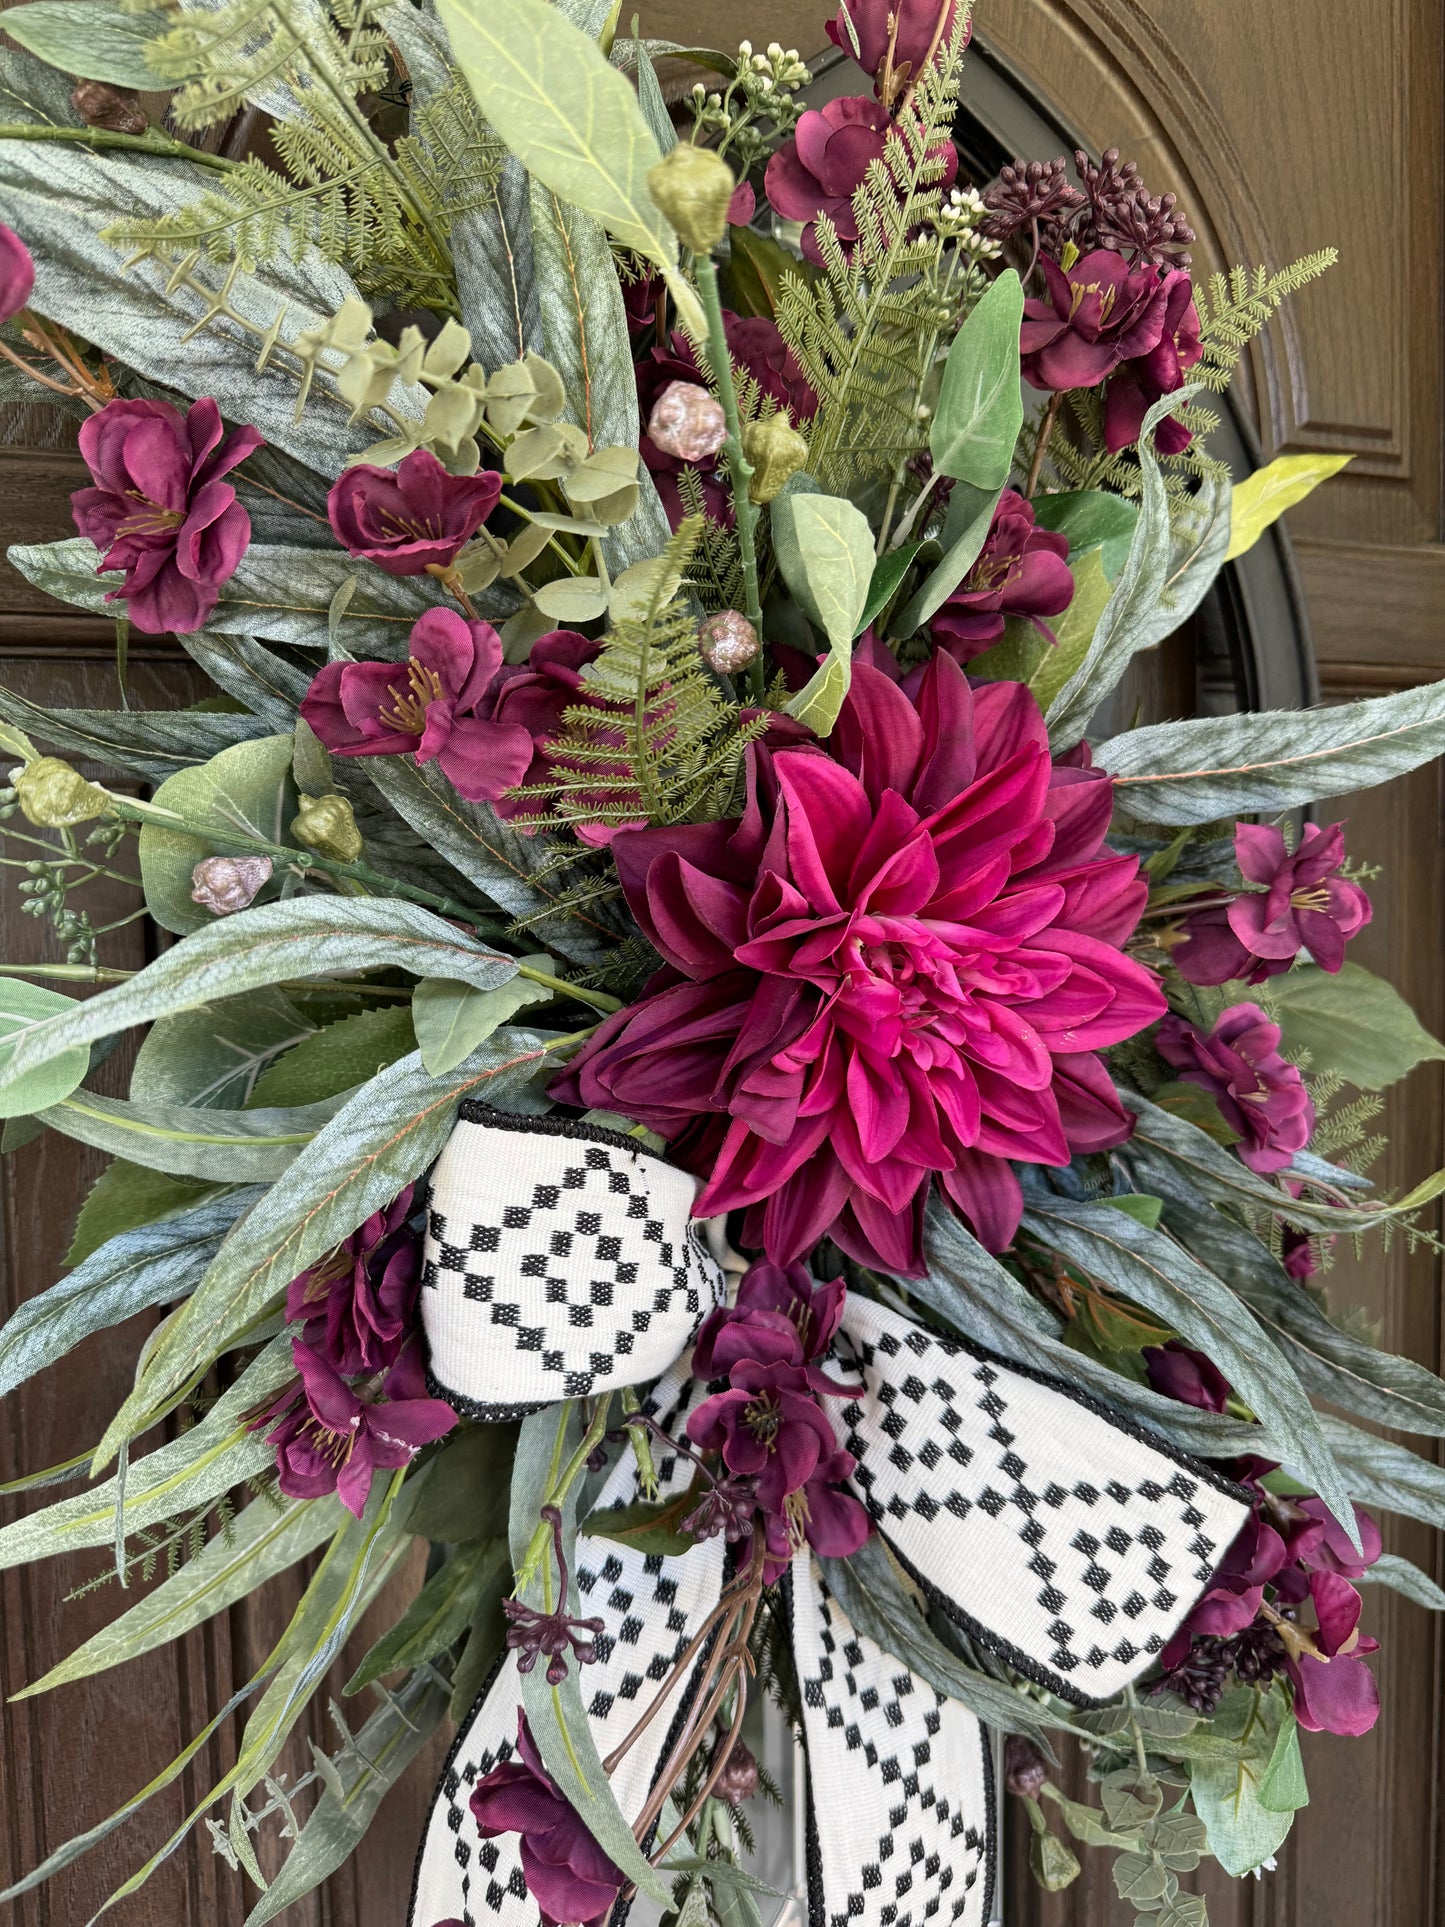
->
[0,1,1441,1925]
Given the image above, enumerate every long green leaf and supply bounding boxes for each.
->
[773,490,876,734]
[1266,960,1445,1092]
[38,1087,347,1181]
[0,682,266,782]
[1359,1551,1445,1611]
[890,479,1004,637]
[346,1538,509,1691]
[1318,1414,1445,1531]
[929,269,1023,488]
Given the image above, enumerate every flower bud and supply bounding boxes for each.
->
[291,792,364,864]
[1003,1734,1048,1800]
[1028,1824,1080,1892]
[13,757,107,828]
[741,412,808,503]
[190,854,272,916]
[71,81,148,134]
[647,381,727,463]
[698,609,760,675]
[647,143,737,253]
[713,1737,760,1804]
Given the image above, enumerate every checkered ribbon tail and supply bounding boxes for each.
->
[409,1366,725,1927]
[421,1108,725,1420]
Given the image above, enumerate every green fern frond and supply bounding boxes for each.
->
[1195,250,1338,391]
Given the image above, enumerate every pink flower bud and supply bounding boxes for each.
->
[190,855,272,915]
[647,381,727,463]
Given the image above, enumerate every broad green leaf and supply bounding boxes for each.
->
[1023,548,1114,709]
[1189,1685,1295,1874]
[0,897,518,1102]
[891,480,1003,637]
[0,977,89,1119]
[2,1191,256,1400]
[857,540,924,637]
[1224,452,1351,563]
[248,1003,418,1107]
[929,270,1024,489]
[391,1421,520,1543]
[1359,1551,1445,1610]
[1045,388,1230,747]
[439,0,702,336]
[1020,1196,1357,1542]
[67,1161,219,1267]
[412,961,555,1073]
[1096,678,1445,823]
[1111,1850,1168,1906]
[346,1538,509,1692]
[1257,1710,1309,1813]
[38,1087,346,1182]
[130,987,316,1110]
[0,2,165,89]
[1267,960,1445,1090]
[772,491,876,734]
[587,1490,701,1557]
[1094,1193,1164,1229]
[1157,1895,1209,1927]
[724,222,810,321]
[99,1032,559,1466]
[1030,489,1139,578]
[140,735,296,934]
[16,1496,337,1697]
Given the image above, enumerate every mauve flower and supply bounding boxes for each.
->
[260,1337,456,1517]
[1288,1635,1379,1737]
[554,644,1164,1272]
[757,1444,870,1582]
[0,222,35,324]
[1156,1004,1315,1175]
[327,448,502,578]
[489,628,604,823]
[299,608,533,803]
[733,1258,846,1362]
[826,0,966,93]
[765,96,958,268]
[470,1713,623,1927]
[689,1355,838,1514]
[1143,1340,1230,1414]
[1173,821,1373,987]
[1020,249,1170,392]
[285,1185,420,1376]
[1103,268,1203,453]
[71,397,262,635]
[931,488,1075,662]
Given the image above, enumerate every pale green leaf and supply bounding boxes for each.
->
[1318,1415,1445,1532]
[1257,1710,1309,1814]
[38,1086,346,1182]
[1359,1551,1445,1610]
[139,736,296,935]
[1267,960,1445,1090]
[0,977,89,1119]
[1190,1685,1295,1874]
[891,480,1003,637]
[1224,452,1351,563]
[412,963,555,1074]
[130,987,316,1110]
[929,269,1023,489]
[1,2,166,90]
[67,1161,220,1268]
[247,1004,418,1107]
[0,679,266,783]
[772,491,875,734]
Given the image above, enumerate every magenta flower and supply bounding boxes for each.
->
[299,608,533,803]
[70,397,262,635]
[825,0,966,96]
[1173,821,1373,987]
[757,1445,871,1583]
[765,96,958,267]
[489,628,604,822]
[285,1185,420,1376]
[470,1713,624,1927]
[930,488,1075,662]
[0,222,35,325]
[327,449,502,578]
[554,645,1164,1273]
[732,1258,846,1363]
[1103,268,1203,453]
[259,1338,456,1517]
[1156,1004,1314,1174]
[1143,1341,1231,1414]
[1020,249,1170,392]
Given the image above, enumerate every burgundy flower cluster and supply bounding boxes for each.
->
[685,1260,869,1581]
[1146,1344,1382,1737]
[1172,820,1372,987]
[931,487,1076,663]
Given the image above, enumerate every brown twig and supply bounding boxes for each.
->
[1024,391,1063,499]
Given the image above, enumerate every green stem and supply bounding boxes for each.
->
[693,254,764,638]
[0,123,238,171]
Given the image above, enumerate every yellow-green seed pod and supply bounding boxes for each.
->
[13,756,108,828]
[1027,1824,1080,1892]
[291,792,364,864]
[647,143,736,254]
[741,412,809,504]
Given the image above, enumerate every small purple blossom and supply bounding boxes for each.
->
[327,448,501,578]
[470,1713,624,1927]
[285,1184,421,1376]
[681,1473,760,1543]
[1020,249,1171,393]
[930,488,1076,662]
[1156,1003,1315,1174]
[503,1506,606,1685]
[1173,821,1373,987]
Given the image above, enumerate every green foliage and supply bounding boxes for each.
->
[346,1538,508,1692]
[140,736,296,935]
[0,977,90,1119]
[1189,1685,1302,1875]
[1268,960,1445,1092]
[1195,252,1338,392]
[928,269,1024,489]
[770,489,876,732]
[67,1161,219,1267]
[411,966,554,1075]
[248,1003,418,1106]
[1,1,165,89]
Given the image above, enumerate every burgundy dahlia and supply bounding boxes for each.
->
[1020,249,1170,393]
[327,448,502,578]
[825,0,966,99]
[554,644,1164,1273]
[1156,1004,1314,1175]
[71,397,262,635]
[470,1713,624,1927]
[0,222,35,324]
[1103,268,1203,453]
[765,96,958,268]
[285,1184,420,1376]
[299,608,533,803]
[931,488,1075,662]
[1172,820,1373,987]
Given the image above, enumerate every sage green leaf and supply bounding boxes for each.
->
[1318,1415,1445,1532]
[1111,1850,1168,1906]
[1267,960,1445,1090]
[412,962,555,1074]
[101,1032,559,1464]
[1,2,165,89]
[242,1662,451,1927]
[450,1586,509,1722]
[1189,1684,1295,1874]
[130,987,316,1110]
[248,1004,417,1107]
[1157,1897,1208,1927]
[0,978,90,1119]
[67,1161,220,1267]
[391,1421,520,1543]
[510,1403,672,1904]
[38,1087,346,1182]
[533,575,610,622]
[631,33,675,153]
[891,480,1003,637]
[773,491,876,734]
[140,735,297,935]
[0,897,518,1101]
[1,1191,256,1400]
[0,677,266,782]
[929,270,1023,489]
[1030,489,1139,578]
[346,1538,509,1692]
[1045,390,1230,747]
[0,1336,290,1571]
[857,540,924,637]
[1359,1551,1445,1610]
[1022,548,1114,709]
[724,221,808,321]
[1097,677,1445,823]
[822,1535,1090,1741]
[1257,1711,1309,1814]
[1020,1197,1356,1541]
[182,629,308,732]
[17,1496,337,1697]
